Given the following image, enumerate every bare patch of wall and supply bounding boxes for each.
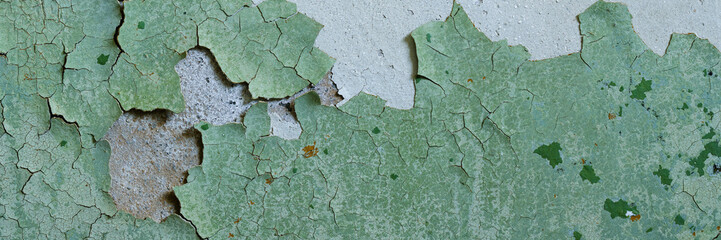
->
[104,48,342,221]
[105,48,251,222]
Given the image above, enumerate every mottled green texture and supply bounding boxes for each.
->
[175,1,721,239]
[573,230,583,240]
[579,165,600,183]
[652,165,672,186]
[689,141,721,176]
[603,198,638,219]
[0,0,331,238]
[534,142,563,168]
[630,77,652,100]
[674,214,685,225]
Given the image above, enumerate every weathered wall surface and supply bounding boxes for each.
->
[105,0,719,225]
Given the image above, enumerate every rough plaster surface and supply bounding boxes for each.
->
[106,49,252,222]
[294,0,719,109]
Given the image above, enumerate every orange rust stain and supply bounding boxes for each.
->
[630,214,641,222]
[482,76,486,80]
[303,141,319,158]
[229,233,234,238]
[717,226,720,230]
[23,74,36,81]
[249,200,255,205]
[608,113,616,120]
[553,194,557,198]
[693,232,696,236]
[467,78,473,83]
[581,158,586,164]
[234,218,241,224]
[594,143,598,147]
[265,178,273,184]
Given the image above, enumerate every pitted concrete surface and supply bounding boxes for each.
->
[105,48,252,222]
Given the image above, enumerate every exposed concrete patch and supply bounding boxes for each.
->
[105,48,340,221]
[269,72,343,139]
[105,48,252,222]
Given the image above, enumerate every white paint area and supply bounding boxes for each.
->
[625,211,635,217]
[287,0,719,109]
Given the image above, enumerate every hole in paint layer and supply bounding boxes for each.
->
[105,48,251,222]
[104,47,342,222]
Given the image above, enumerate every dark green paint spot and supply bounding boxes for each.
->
[292,168,297,173]
[680,103,689,110]
[689,140,721,176]
[97,54,109,65]
[449,158,454,162]
[415,78,422,83]
[60,140,67,147]
[674,214,685,225]
[630,77,652,100]
[309,204,314,209]
[697,102,703,108]
[603,198,638,219]
[372,127,381,134]
[580,165,600,184]
[323,149,328,155]
[390,173,398,180]
[445,70,449,74]
[702,128,715,140]
[573,231,582,240]
[618,106,623,117]
[619,86,624,92]
[652,165,672,186]
[426,33,432,43]
[137,21,145,29]
[609,81,616,86]
[645,227,653,233]
[534,142,563,168]
[200,124,209,130]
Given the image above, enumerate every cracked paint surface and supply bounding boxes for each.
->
[175,1,721,239]
[0,0,197,238]
[2,0,721,239]
[0,0,331,238]
[113,0,334,111]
